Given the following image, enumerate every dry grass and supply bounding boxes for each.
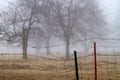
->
[0,54,120,80]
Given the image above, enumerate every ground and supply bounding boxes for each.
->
[0,54,120,80]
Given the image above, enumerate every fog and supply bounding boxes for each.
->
[0,0,120,57]
[0,0,119,23]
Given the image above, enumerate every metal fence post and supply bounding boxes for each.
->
[94,42,97,80]
[74,51,79,80]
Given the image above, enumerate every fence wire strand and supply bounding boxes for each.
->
[0,38,120,80]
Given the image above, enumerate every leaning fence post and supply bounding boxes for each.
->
[74,51,79,80]
[94,42,97,80]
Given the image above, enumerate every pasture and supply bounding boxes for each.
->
[0,54,120,80]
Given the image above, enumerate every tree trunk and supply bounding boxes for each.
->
[22,38,28,59]
[46,37,50,55]
[22,29,29,59]
[46,46,50,55]
[84,41,88,53]
[23,39,27,59]
[84,32,88,54]
[66,40,70,60]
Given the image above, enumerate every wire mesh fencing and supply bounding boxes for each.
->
[76,38,120,80]
[0,53,76,80]
[0,38,120,80]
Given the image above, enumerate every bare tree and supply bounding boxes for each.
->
[29,26,45,54]
[43,0,106,60]
[0,0,106,60]
[0,0,39,59]
[115,4,120,37]
[33,1,58,55]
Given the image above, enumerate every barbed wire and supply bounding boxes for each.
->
[0,51,120,80]
[1,38,120,80]
[30,38,120,49]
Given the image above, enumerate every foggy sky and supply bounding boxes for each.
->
[0,0,119,25]
[0,0,119,53]
[100,0,119,24]
[0,0,119,39]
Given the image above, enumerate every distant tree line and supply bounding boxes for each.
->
[0,0,106,60]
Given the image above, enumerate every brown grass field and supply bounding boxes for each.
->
[0,54,120,80]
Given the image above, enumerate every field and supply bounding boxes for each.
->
[0,54,120,80]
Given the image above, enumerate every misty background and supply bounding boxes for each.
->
[0,0,120,55]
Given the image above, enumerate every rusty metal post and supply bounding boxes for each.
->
[94,42,97,80]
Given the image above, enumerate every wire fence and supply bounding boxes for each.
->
[0,38,120,80]
[0,53,75,80]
